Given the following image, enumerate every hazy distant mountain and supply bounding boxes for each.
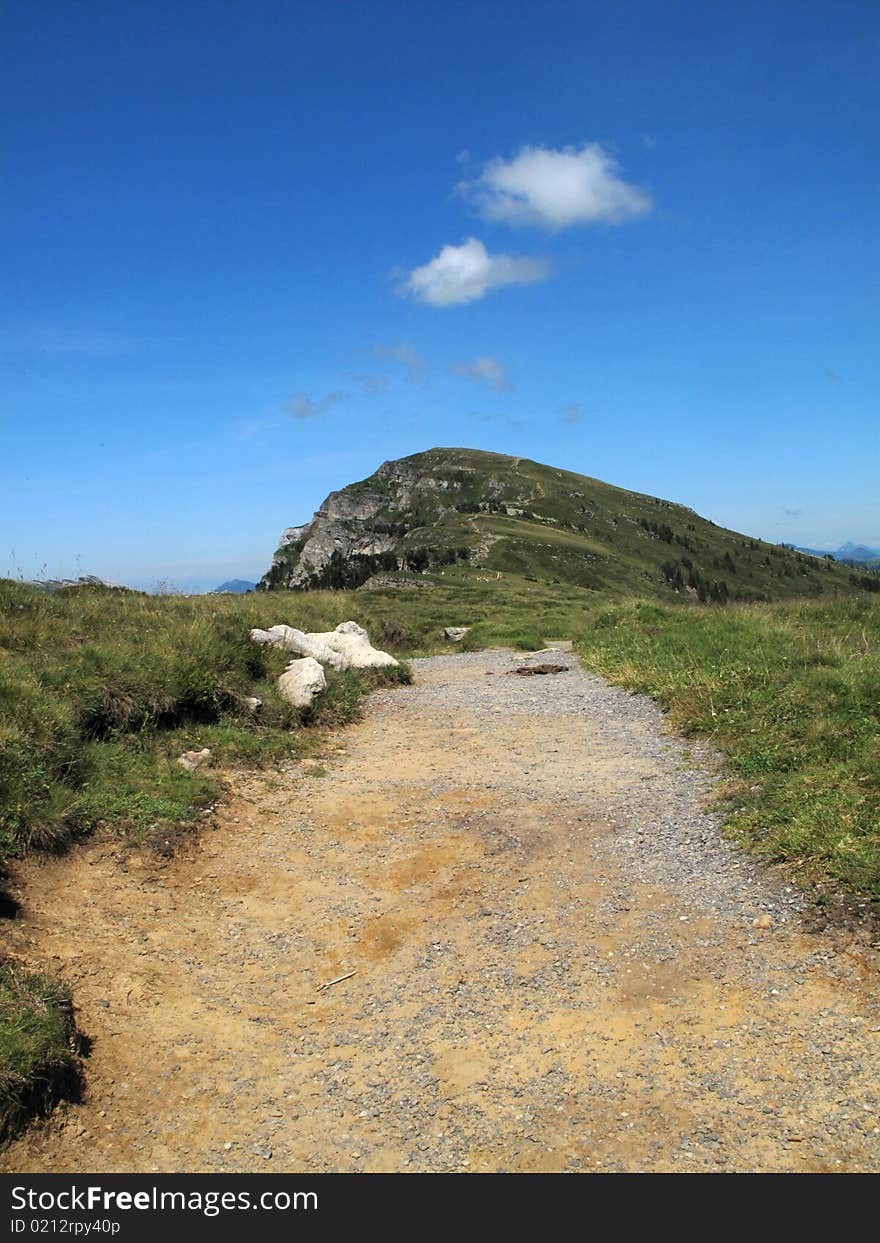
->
[261,447,870,603]
[211,579,256,594]
[790,541,880,566]
[836,542,880,564]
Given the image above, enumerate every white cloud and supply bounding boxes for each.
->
[560,403,584,425]
[375,342,427,379]
[288,391,343,419]
[459,143,651,230]
[399,237,549,307]
[450,355,511,392]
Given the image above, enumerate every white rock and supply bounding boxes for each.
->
[328,620,397,666]
[277,657,327,708]
[249,625,350,670]
[251,620,397,669]
[178,748,211,771]
[443,626,470,642]
[243,696,262,715]
[334,621,369,638]
[309,622,398,668]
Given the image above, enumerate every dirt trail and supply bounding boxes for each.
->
[2,650,879,1172]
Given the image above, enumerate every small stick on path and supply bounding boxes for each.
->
[317,970,357,993]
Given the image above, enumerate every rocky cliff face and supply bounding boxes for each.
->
[276,487,398,588]
[259,450,492,590]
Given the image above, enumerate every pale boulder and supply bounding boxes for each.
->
[249,625,350,670]
[251,620,397,670]
[277,657,327,708]
[309,621,399,669]
[178,748,211,771]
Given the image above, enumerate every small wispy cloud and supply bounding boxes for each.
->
[398,237,549,307]
[229,414,287,440]
[375,342,428,380]
[449,355,512,392]
[458,143,651,231]
[351,373,389,395]
[560,403,584,425]
[782,506,803,519]
[288,391,344,420]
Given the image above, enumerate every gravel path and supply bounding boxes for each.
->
[3,649,879,1172]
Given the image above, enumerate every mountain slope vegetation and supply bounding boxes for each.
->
[261,448,870,603]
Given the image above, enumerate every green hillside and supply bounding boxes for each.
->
[262,448,872,603]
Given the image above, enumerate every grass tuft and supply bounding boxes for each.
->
[0,962,82,1145]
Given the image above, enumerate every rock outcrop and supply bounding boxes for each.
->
[262,489,398,590]
[314,620,399,669]
[250,625,350,670]
[252,622,397,709]
[20,575,118,593]
[258,450,490,591]
[277,657,327,708]
[178,748,212,771]
[250,621,398,670]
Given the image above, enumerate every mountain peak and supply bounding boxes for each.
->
[260,448,867,602]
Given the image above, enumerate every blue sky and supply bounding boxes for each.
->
[2,0,877,591]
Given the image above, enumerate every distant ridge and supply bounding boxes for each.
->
[261,447,874,602]
[15,575,118,593]
[788,541,880,567]
[211,579,256,594]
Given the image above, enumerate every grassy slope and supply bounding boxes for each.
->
[0,579,415,858]
[575,596,880,900]
[264,447,869,604]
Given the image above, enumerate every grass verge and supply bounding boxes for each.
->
[0,580,413,856]
[575,596,880,901]
[0,962,82,1144]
